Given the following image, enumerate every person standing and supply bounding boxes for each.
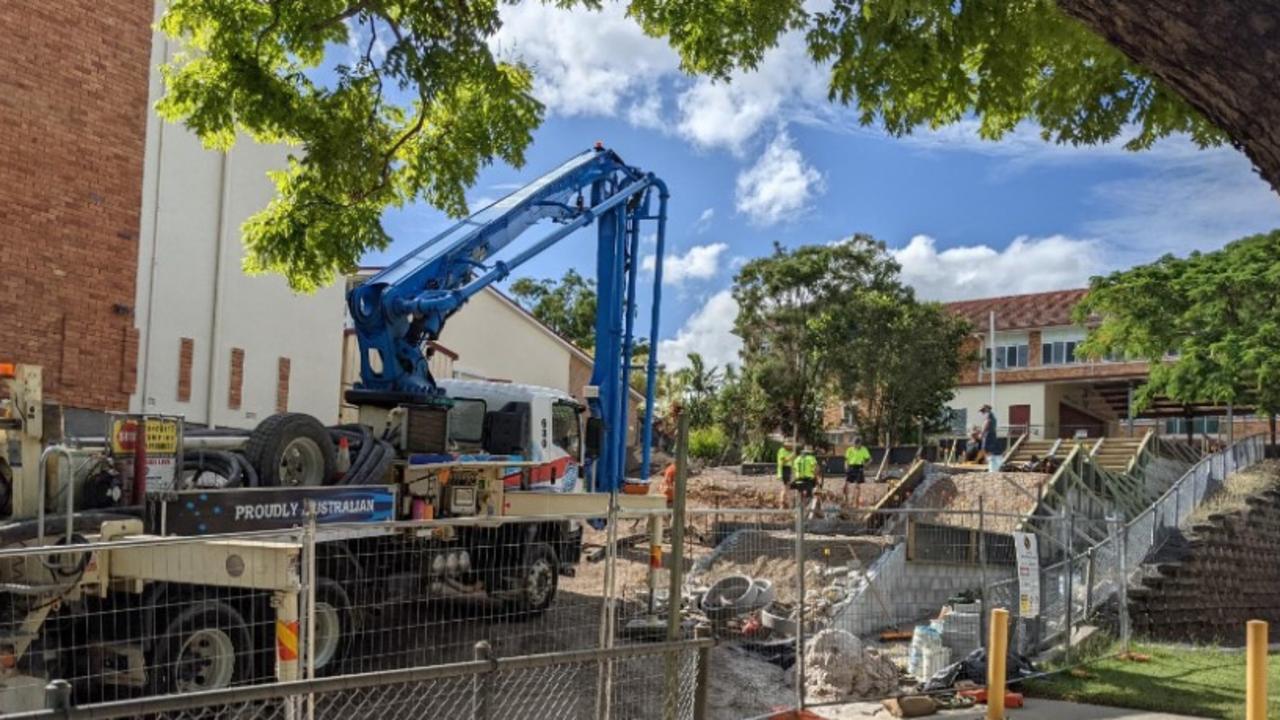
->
[843,437,871,505]
[980,404,1002,471]
[775,442,795,505]
[791,444,820,508]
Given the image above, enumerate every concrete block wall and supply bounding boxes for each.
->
[831,542,1014,638]
[1128,483,1280,643]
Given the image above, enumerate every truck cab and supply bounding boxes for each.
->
[438,379,587,493]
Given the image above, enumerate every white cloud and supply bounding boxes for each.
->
[693,208,715,234]
[658,290,742,371]
[735,132,825,225]
[642,242,729,284]
[892,234,1103,302]
[1083,150,1280,261]
[674,33,830,154]
[492,2,679,119]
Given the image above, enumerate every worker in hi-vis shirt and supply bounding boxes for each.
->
[843,437,871,506]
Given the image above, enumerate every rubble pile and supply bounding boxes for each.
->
[796,629,900,700]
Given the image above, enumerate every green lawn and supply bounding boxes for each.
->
[1025,644,1280,719]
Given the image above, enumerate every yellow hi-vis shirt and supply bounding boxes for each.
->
[793,453,818,480]
[776,447,794,478]
[844,445,871,468]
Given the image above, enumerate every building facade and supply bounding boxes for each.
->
[943,289,1266,441]
[0,1,153,419]
[131,11,345,428]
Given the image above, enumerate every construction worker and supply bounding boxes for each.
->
[843,437,871,505]
[791,444,820,507]
[775,442,795,505]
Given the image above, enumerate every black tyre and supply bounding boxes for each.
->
[508,543,559,616]
[246,413,336,487]
[312,577,355,674]
[149,600,253,694]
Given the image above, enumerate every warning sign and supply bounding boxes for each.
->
[110,416,181,493]
[111,417,179,454]
[1012,531,1041,619]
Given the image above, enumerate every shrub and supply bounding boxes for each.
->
[688,425,729,462]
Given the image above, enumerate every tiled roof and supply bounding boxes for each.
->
[944,288,1089,332]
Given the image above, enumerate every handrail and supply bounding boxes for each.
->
[1125,429,1156,476]
[1004,432,1029,462]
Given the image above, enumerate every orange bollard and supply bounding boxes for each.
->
[1247,620,1268,720]
[987,608,1010,720]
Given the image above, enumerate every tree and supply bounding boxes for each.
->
[158,0,541,291]
[733,237,905,446]
[842,301,970,445]
[1075,230,1280,442]
[160,1,1280,292]
[508,270,598,350]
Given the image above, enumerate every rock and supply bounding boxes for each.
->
[797,629,901,701]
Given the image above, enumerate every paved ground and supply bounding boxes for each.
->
[807,698,1210,719]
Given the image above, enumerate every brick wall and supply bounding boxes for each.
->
[0,1,151,411]
[177,337,193,402]
[228,348,244,410]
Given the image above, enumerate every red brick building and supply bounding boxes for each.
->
[943,289,1263,440]
[0,1,152,413]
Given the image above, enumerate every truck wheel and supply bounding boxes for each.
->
[312,577,355,674]
[508,543,559,616]
[247,413,336,487]
[150,600,252,694]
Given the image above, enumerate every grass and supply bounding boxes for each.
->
[1025,642,1280,719]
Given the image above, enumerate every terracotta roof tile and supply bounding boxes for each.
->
[944,288,1089,331]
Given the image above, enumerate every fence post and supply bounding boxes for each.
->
[1108,513,1131,653]
[1247,620,1269,720]
[1063,510,1074,665]
[473,640,494,720]
[794,494,806,711]
[979,496,988,647]
[693,626,712,720]
[302,500,317,720]
[1082,548,1094,619]
[597,498,619,720]
[664,410,690,720]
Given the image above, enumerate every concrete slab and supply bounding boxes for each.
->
[807,698,1210,720]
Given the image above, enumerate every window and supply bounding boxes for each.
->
[983,344,1029,369]
[1042,340,1081,365]
[1165,417,1221,435]
[447,398,487,449]
[944,407,967,436]
[552,402,582,459]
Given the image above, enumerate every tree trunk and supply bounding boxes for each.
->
[1057,0,1280,194]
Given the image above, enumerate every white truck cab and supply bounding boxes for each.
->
[437,379,588,493]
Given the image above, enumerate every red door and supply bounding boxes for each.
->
[1009,405,1031,437]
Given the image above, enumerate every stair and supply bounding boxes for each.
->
[1005,438,1060,466]
[1091,436,1146,473]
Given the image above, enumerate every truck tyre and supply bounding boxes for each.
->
[247,413,336,487]
[312,577,355,674]
[508,543,559,616]
[149,600,253,694]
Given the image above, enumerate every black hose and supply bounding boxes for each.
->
[0,510,141,549]
[182,450,246,489]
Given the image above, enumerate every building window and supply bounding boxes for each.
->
[984,344,1029,369]
[1042,340,1081,365]
[1165,417,1221,435]
[944,407,967,436]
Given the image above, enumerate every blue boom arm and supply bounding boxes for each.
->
[347,146,669,491]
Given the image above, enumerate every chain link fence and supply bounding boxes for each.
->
[0,435,1266,719]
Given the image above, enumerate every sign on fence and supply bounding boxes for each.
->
[1012,531,1040,618]
[110,415,182,492]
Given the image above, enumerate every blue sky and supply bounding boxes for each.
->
[361,2,1280,371]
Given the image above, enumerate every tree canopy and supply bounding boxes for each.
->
[158,0,1277,291]
[1075,230,1280,417]
[508,270,598,351]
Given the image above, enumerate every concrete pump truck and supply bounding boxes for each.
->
[0,145,670,711]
